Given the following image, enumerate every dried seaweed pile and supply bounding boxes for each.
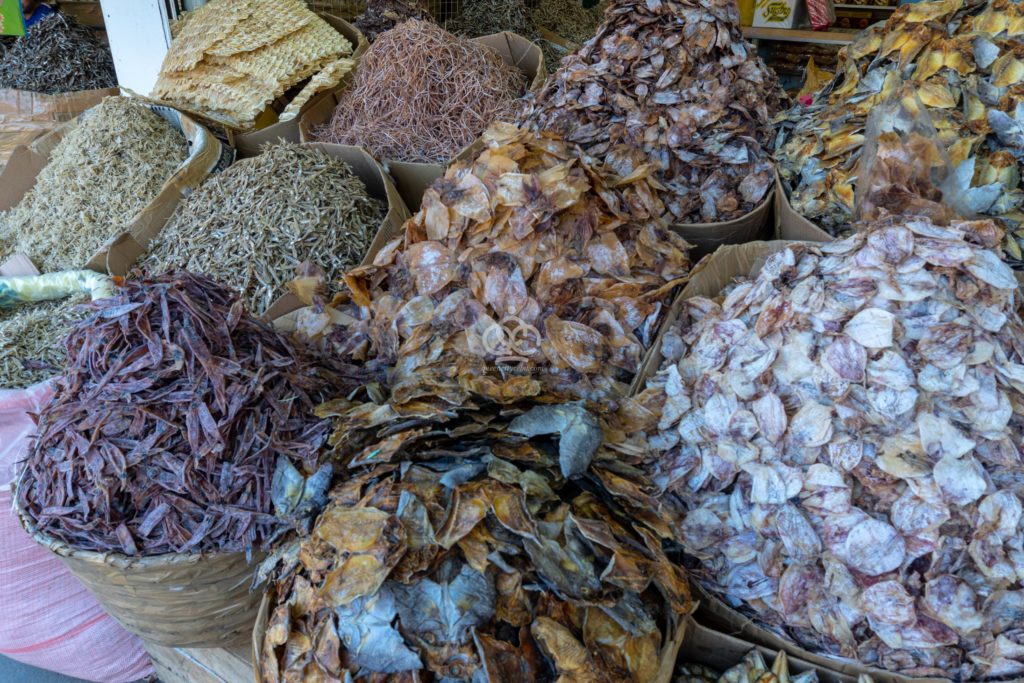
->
[518,0,782,224]
[678,648,820,683]
[258,401,693,682]
[297,123,692,406]
[143,143,385,314]
[775,0,1024,262]
[15,271,368,556]
[152,0,354,130]
[313,20,526,163]
[353,0,433,42]
[0,96,187,273]
[0,294,87,389]
[0,12,116,93]
[626,219,1024,679]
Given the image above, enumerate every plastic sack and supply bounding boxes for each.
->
[806,0,835,31]
[0,382,154,683]
[0,270,112,308]
[855,86,978,224]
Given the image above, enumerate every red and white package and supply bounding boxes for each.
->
[806,0,835,30]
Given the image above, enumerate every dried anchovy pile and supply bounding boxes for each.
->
[518,0,782,224]
[0,294,87,389]
[0,12,117,93]
[445,0,533,40]
[143,143,385,314]
[678,648,820,683]
[15,271,368,556]
[626,219,1024,679]
[313,20,526,163]
[353,0,433,42]
[307,123,692,405]
[774,0,1024,262]
[0,96,187,273]
[531,0,606,71]
[258,401,693,682]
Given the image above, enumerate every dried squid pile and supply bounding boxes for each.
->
[15,271,368,556]
[627,219,1024,678]
[517,0,782,224]
[775,0,1024,263]
[294,123,692,406]
[258,401,693,682]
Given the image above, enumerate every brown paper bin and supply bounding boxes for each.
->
[669,189,775,258]
[12,495,265,649]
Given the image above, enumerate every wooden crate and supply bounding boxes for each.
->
[145,641,252,683]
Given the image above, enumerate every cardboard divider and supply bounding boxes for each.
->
[0,87,119,165]
[670,189,775,257]
[775,170,835,241]
[261,142,411,321]
[0,102,232,276]
[299,31,546,212]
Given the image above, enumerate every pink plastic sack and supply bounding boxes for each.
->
[0,382,154,683]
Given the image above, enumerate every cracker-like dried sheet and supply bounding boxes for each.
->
[205,0,314,57]
[280,57,356,121]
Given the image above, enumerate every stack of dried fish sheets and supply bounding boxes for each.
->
[142,143,386,314]
[517,0,782,225]
[624,218,1024,679]
[15,271,370,557]
[312,20,526,163]
[0,294,87,389]
[0,12,117,93]
[353,0,433,41]
[151,0,355,131]
[0,96,187,273]
[774,0,1024,262]
[293,123,693,406]
[257,400,693,682]
[677,648,821,683]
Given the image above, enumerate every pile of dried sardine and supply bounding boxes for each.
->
[625,218,1024,679]
[445,0,534,41]
[143,143,385,314]
[312,20,526,163]
[0,11,116,93]
[518,0,782,224]
[530,0,606,70]
[677,648,821,683]
[0,96,187,273]
[258,401,693,682]
[0,294,87,389]
[774,0,1024,262]
[15,271,369,557]
[292,123,692,405]
[353,0,433,41]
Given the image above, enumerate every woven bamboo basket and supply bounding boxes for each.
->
[13,487,265,648]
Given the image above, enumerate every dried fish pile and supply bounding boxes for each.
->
[0,12,116,93]
[353,0,433,41]
[677,648,820,683]
[626,219,1024,679]
[258,401,693,682]
[313,20,526,163]
[15,271,368,556]
[446,0,533,40]
[518,0,782,224]
[303,123,692,405]
[531,0,606,70]
[0,96,187,273]
[143,143,385,314]
[152,0,354,130]
[775,0,1024,262]
[0,294,87,388]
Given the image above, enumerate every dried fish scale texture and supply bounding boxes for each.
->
[628,220,1024,679]
[258,401,693,682]
[15,271,368,557]
[517,0,782,224]
[775,0,1024,263]
[0,96,188,274]
[313,20,527,163]
[315,123,692,406]
[0,11,117,93]
[352,0,433,42]
[142,143,386,314]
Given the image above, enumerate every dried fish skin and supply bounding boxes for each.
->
[631,219,1024,678]
[518,0,783,224]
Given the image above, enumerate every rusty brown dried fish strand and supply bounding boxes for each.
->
[627,219,1024,679]
[518,0,782,224]
[353,0,433,42]
[15,271,370,557]
[0,293,87,389]
[313,20,526,163]
[0,96,188,273]
[0,11,117,93]
[258,400,693,682]
[143,143,385,314]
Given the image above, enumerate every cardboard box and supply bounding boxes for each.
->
[300,31,547,212]
[774,170,835,241]
[0,102,232,275]
[0,87,119,165]
[753,0,807,28]
[671,189,775,258]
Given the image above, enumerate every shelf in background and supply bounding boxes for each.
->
[741,26,857,44]
[834,3,897,8]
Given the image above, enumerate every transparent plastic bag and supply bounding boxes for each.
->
[0,270,112,309]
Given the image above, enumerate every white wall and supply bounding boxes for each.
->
[98,0,174,94]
